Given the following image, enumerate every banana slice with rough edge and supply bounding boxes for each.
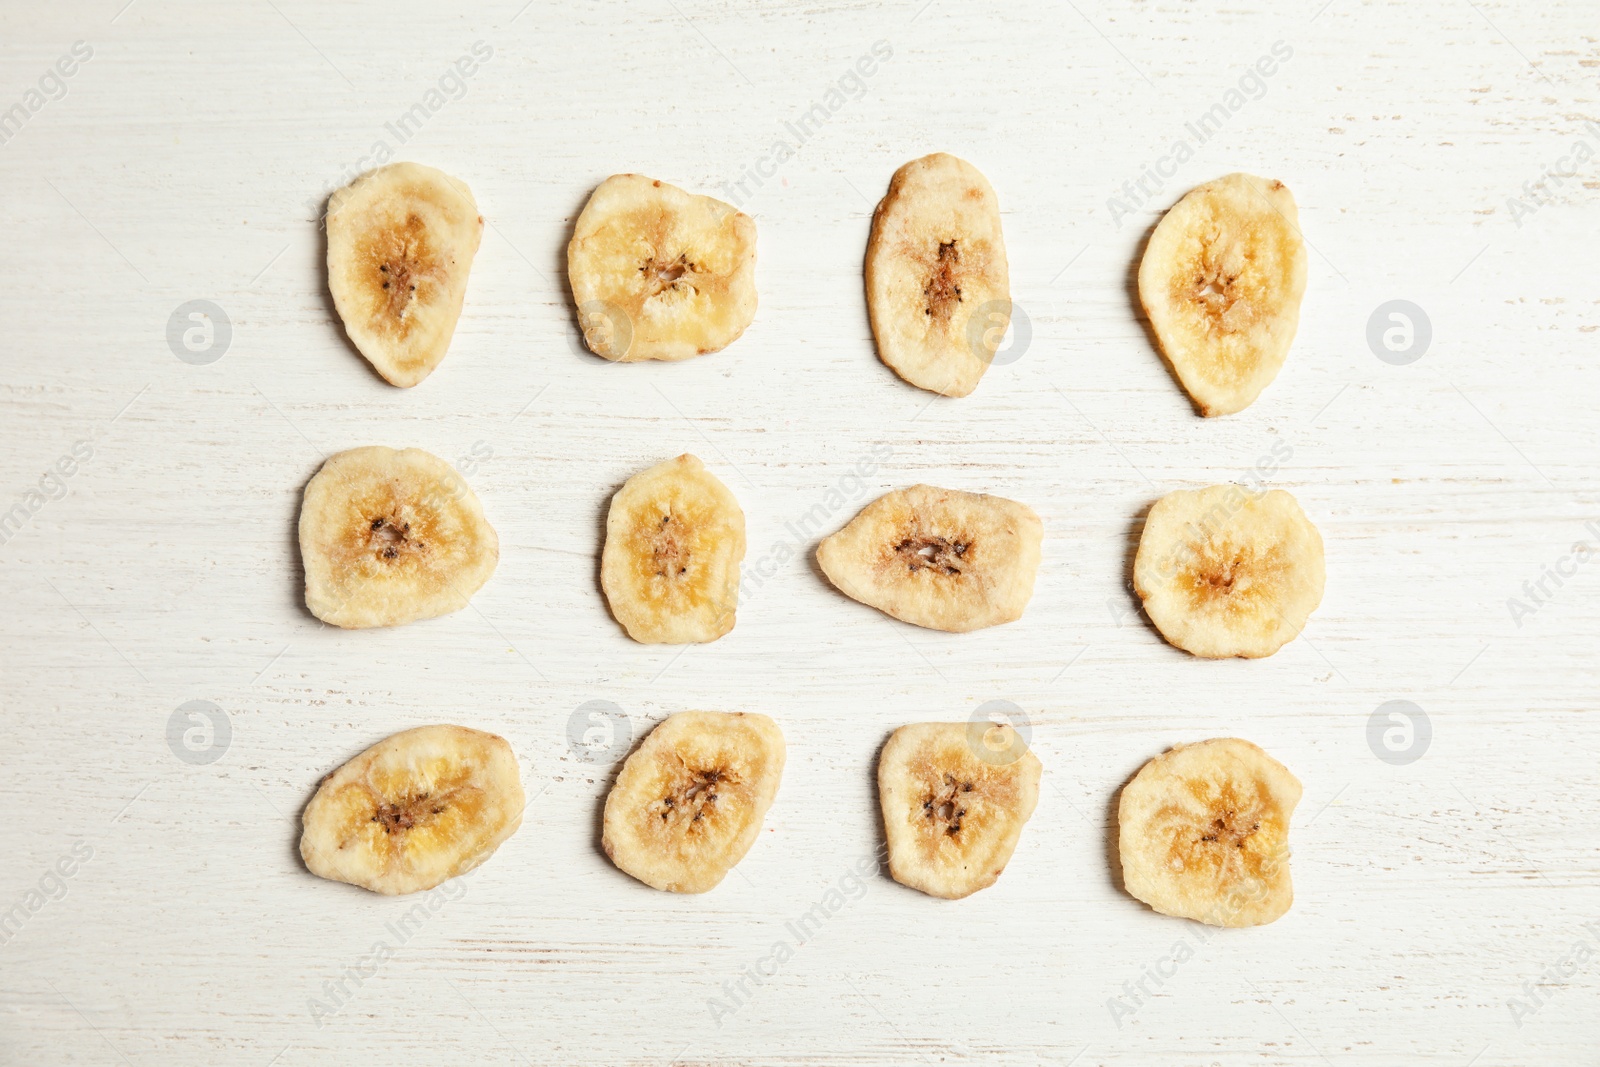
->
[602,711,785,893]
[1138,172,1308,416]
[817,484,1042,632]
[567,174,757,362]
[1118,737,1302,927]
[866,152,1011,397]
[1133,484,1324,658]
[300,724,524,896]
[878,721,1042,899]
[326,162,483,387]
[601,453,745,644]
[299,446,498,629]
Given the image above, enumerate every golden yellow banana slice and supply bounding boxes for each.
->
[817,485,1042,632]
[1138,173,1307,416]
[1118,738,1301,927]
[567,174,757,362]
[602,711,785,893]
[866,153,1011,397]
[600,454,745,644]
[326,162,483,387]
[878,721,1042,899]
[298,446,498,629]
[300,725,524,896]
[1133,485,1324,658]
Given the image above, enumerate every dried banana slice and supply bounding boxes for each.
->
[567,174,757,362]
[878,722,1041,899]
[1138,173,1308,416]
[1118,737,1301,927]
[600,454,745,644]
[817,485,1042,632]
[866,153,1011,397]
[602,711,785,893]
[299,446,498,629]
[300,724,524,896]
[326,162,483,387]
[1133,485,1324,658]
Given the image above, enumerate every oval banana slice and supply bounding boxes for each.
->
[567,174,757,362]
[299,446,499,629]
[1138,173,1308,416]
[602,711,785,893]
[817,485,1042,632]
[300,724,524,896]
[326,162,483,387]
[866,153,1010,397]
[878,722,1041,899]
[1133,485,1324,658]
[600,454,745,644]
[1117,738,1302,927]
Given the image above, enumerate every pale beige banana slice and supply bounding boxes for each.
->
[879,722,1041,899]
[601,454,745,643]
[817,485,1041,632]
[300,724,523,896]
[1138,173,1308,416]
[1133,485,1324,658]
[299,446,498,629]
[327,162,483,387]
[567,174,757,362]
[1118,737,1301,927]
[602,711,785,893]
[866,153,1011,397]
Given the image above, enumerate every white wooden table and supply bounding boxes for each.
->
[3,1,1598,1063]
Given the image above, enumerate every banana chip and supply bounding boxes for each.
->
[1133,485,1324,658]
[567,174,757,362]
[600,454,745,644]
[817,485,1041,632]
[878,722,1041,899]
[602,711,785,893]
[298,446,498,629]
[1138,173,1307,416]
[300,725,524,896]
[866,153,1011,397]
[327,162,483,387]
[1118,738,1301,927]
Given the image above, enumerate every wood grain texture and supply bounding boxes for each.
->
[2,0,1598,1063]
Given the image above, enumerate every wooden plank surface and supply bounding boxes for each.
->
[2,0,1598,1063]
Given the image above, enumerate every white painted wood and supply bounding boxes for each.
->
[2,0,1598,1062]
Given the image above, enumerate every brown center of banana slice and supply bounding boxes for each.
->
[366,514,427,563]
[641,252,693,297]
[1181,539,1286,614]
[653,767,735,832]
[922,239,963,320]
[371,790,450,834]
[649,513,689,577]
[363,213,436,333]
[893,534,970,576]
[921,772,976,836]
